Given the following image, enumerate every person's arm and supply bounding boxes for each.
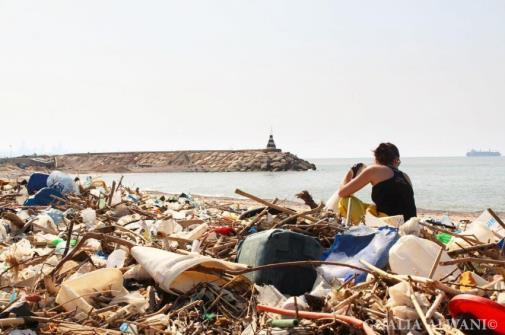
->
[338,166,373,198]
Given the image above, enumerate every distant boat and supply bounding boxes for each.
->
[466,149,501,157]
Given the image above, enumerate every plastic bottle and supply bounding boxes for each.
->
[436,233,453,245]
[389,235,459,280]
[106,249,128,268]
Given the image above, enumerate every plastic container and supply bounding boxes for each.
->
[449,294,505,335]
[47,171,77,194]
[236,229,323,296]
[107,249,128,268]
[448,210,505,251]
[55,268,128,314]
[389,235,459,280]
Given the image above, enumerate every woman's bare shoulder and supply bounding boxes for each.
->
[367,164,394,184]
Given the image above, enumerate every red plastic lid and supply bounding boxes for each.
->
[449,294,505,334]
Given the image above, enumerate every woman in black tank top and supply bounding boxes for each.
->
[371,166,417,220]
[333,143,417,222]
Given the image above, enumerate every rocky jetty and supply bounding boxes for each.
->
[1,149,316,174]
[56,149,316,173]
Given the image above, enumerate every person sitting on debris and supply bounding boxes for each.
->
[329,142,417,224]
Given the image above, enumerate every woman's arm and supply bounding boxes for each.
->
[338,166,373,198]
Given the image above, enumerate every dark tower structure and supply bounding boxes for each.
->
[266,134,277,150]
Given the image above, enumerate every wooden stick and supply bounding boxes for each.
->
[230,260,374,276]
[108,180,117,207]
[238,199,277,235]
[410,287,436,335]
[235,189,317,222]
[428,246,444,279]
[273,203,324,228]
[420,221,480,245]
[63,219,75,257]
[447,242,498,256]
[488,208,505,230]
[425,292,445,320]
[346,197,353,225]
[50,231,135,276]
[440,257,505,266]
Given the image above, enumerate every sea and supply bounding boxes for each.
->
[94,157,505,212]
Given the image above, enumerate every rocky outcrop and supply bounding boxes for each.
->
[38,149,316,173]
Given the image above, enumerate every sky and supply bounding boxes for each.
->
[0,0,504,158]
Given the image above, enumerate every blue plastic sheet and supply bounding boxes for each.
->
[27,173,49,195]
[24,187,64,206]
[319,225,399,283]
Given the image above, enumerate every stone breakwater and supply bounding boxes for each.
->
[6,149,315,173]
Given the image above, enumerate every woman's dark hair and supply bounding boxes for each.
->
[374,142,400,165]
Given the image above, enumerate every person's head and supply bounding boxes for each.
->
[374,142,401,167]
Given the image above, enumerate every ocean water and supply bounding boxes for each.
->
[94,157,505,212]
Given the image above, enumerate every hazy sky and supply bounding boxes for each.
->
[1,0,504,158]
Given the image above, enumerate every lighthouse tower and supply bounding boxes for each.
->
[266,133,277,150]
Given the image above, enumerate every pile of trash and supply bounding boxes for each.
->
[0,171,504,335]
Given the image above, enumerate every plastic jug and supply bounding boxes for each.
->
[389,235,459,280]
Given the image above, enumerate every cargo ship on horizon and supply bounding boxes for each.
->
[466,149,501,157]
